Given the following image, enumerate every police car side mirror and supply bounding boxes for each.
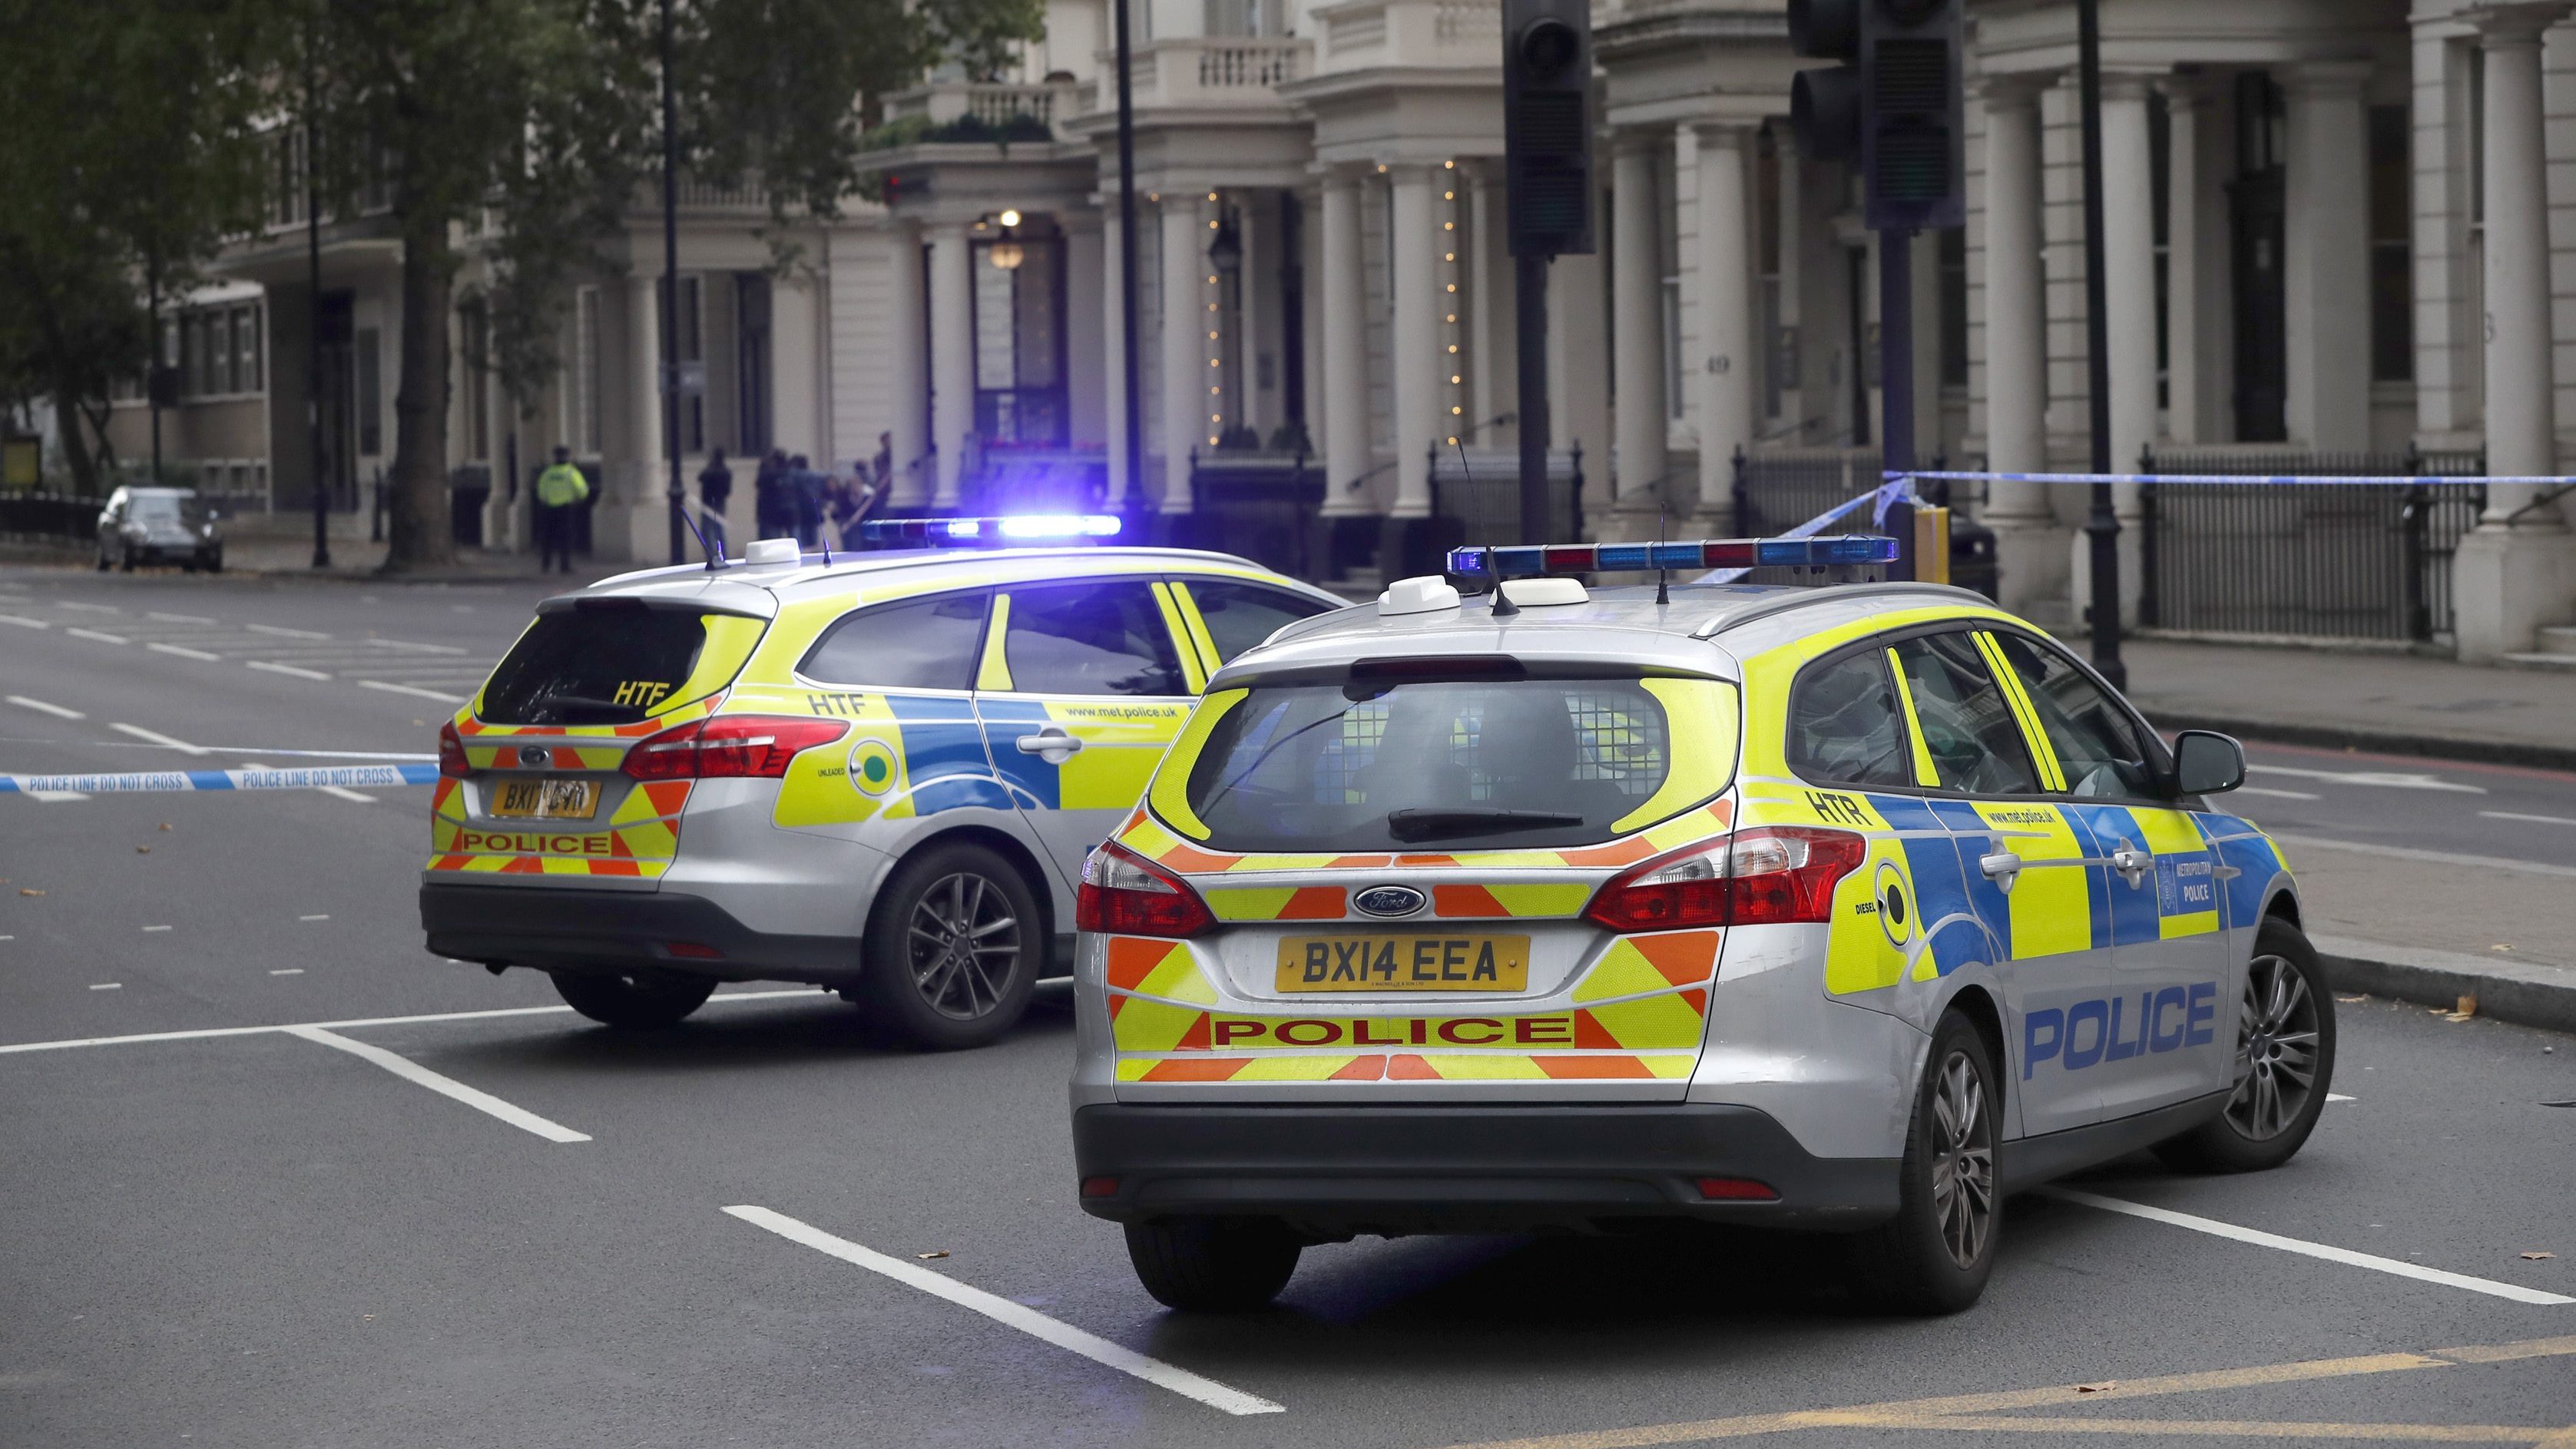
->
[2172,729,2245,797]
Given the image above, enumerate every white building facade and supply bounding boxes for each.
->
[151,0,2576,660]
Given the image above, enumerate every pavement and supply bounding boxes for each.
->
[4,567,2574,1447]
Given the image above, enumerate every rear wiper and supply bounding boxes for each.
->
[1386,807,1584,843]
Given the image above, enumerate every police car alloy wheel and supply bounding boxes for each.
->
[859,842,1042,1050]
[1122,1217,1300,1312]
[1850,1012,2001,1315]
[548,968,718,1028]
[2153,917,2337,1174]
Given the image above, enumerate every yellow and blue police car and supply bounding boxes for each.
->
[419,521,1343,1047]
[1068,536,2330,1313]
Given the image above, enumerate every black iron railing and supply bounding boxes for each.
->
[1190,449,1323,577]
[1730,447,1947,534]
[2136,446,2485,643]
[1429,444,1584,548]
[0,491,98,542]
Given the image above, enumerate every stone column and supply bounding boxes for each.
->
[1319,170,1370,515]
[2458,3,2575,660]
[1468,160,1515,445]
[1985,78,2061,610]
[2161,75,2211,445]
[2094,74,2157,623]
[1611,131,1667,521]
[1388,163,1439,517]
[1690,121,1754,530]
[1161,195,1210,514]
[2283,61,2373,449]
[627,273,664,470]
[1062,213,1107,467]
[886,222,931,507]
[928,220,974,508]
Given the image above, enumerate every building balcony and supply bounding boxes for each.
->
[881,80,1084,138]
[1074,37,1313,115]
[1310,0,1501,74]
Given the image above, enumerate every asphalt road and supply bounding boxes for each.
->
[5,564,2574,1449]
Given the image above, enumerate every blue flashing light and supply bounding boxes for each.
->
[1444,535,1899,577]
[860,514,1124,547]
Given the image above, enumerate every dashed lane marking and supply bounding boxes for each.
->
[245,623,329,639]
[65,628,128,644]
[147,642,223,660]
[359,680,469,703]
[270,969,303,976]
[2236,786,2321,801]
[723,1205,1285,1416]
[0,614,51,628]
[2253,765,2488,794]
[317,786,376,804]
[141,926,171,933]
[2267,833,2576,882]
[26,790,87,802]
[0,989,821,1054]
[88,984,120,991]
[147,611,216,624]
[107,723,207,756]
[55,601,121,614]
[1414,1336,2576,1448]
[283,1024,589,1143]
[298,915,329,921]
[6,696,83,720]
[247,660,333,681]
[2040,1187,2574,1305]
[2482,810,2576,828]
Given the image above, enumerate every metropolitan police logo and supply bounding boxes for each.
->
[1354,885,1426,918]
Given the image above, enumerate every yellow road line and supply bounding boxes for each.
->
[1874,1416,2551,1442]
[1416,1336,2576,1449]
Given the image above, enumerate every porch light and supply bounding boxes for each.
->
[998,208,1022,227]
[989,239,1025,270]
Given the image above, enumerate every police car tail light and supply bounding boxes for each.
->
[619,716,851,781]
[438,721,470,779]
[1076,842,1214,938]
[1583,826,1865,931]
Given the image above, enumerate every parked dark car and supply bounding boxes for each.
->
[96,487,223,572]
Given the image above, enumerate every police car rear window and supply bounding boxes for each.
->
[482,609,723,725]
[1176,677,1733,852]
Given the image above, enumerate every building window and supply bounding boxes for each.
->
[2368,104,2412,382]
[575,286,601,457]
[663,274,704,455]
[461,303,491,461]
[356,326,383,456]
[1757,131,1785,422]
[237,306,262,392]
[214,310,236,393]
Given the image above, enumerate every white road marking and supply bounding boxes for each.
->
[6,696,84,720]
[66,627,129,644]
[0,614,50,629]
[2234,786,2320,801]
[318,786,376,803]
[359,680,469,703]
[2266,832,2576,882]
[0,989,819,1055]
[147,643,223,661]
[2480,809,2576,828]
[246,623,329,639]
[247,660,333,680]
[56,601,121,614]
[270,968,304,976]
[299,914,329,921]
[89,983,121,991]
[108,723,207,756]
[147,611,216,624]
[723,1205,1286,1416]
[26,790,88,802]
[2328,1093,2356,1102]
[141,925,171,933]
[2251,764,2486,795]
[283,1024,591,1143]
[2040,1187,2574,1305]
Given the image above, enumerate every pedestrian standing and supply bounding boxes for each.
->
[790,453,825,548]
[533,445,589,574]
[753,448,790,541]
[695,448,731,561]
[871,431,893,491]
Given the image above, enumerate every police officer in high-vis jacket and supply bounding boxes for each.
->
[533,446,590,574]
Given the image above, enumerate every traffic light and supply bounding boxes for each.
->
[1502,0,1595,256]
[1787,0,1964,231]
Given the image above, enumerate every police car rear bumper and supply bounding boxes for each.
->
[419,882,854,984]
[1071,1102,1899,1236]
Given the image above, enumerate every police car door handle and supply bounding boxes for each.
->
[1978,852,2024,888]
[2110,848,2151,886]
[1016,727,1083,759]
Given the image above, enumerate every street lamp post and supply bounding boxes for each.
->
[2077,0,2124,686]
[305,15,329,571]
[1113,0,1146,525]
[661,0,686,566]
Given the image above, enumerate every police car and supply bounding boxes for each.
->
[1068,537,2331,1314]
[418,521,1343,1047]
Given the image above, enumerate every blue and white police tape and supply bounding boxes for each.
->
[1893,469,2576,487]
[0,763,442,796]
[1692,474,1923,586]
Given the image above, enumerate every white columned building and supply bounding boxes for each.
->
[1609,130,1667,525]
[1980,74,2060,611]
[1691,120,1755,529]
[926,221,974,508]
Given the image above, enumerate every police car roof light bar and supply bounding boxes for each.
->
[1445,535,1899,577]
[858,513,1125,547]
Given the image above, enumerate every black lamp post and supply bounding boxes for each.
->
[661,0,685,566]
[1113,0,1145,521]
[2077,0,2124,687]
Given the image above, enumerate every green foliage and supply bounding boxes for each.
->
[0,0,277,490]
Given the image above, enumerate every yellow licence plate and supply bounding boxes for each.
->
[491,778,601,820]
[1275,935,1531,993]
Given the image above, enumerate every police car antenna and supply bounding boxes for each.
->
[677,501,723,571]
[1654,507,1670,607]
[1453,438,1518,617]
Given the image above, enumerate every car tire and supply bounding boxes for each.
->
[94,548,110,572]
[1846,1011,2002,1315]
[2153,916,2337,1174]
[1124,1218,1300,1312]
[857,841,1041,1050]
[548,968,716,1028]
